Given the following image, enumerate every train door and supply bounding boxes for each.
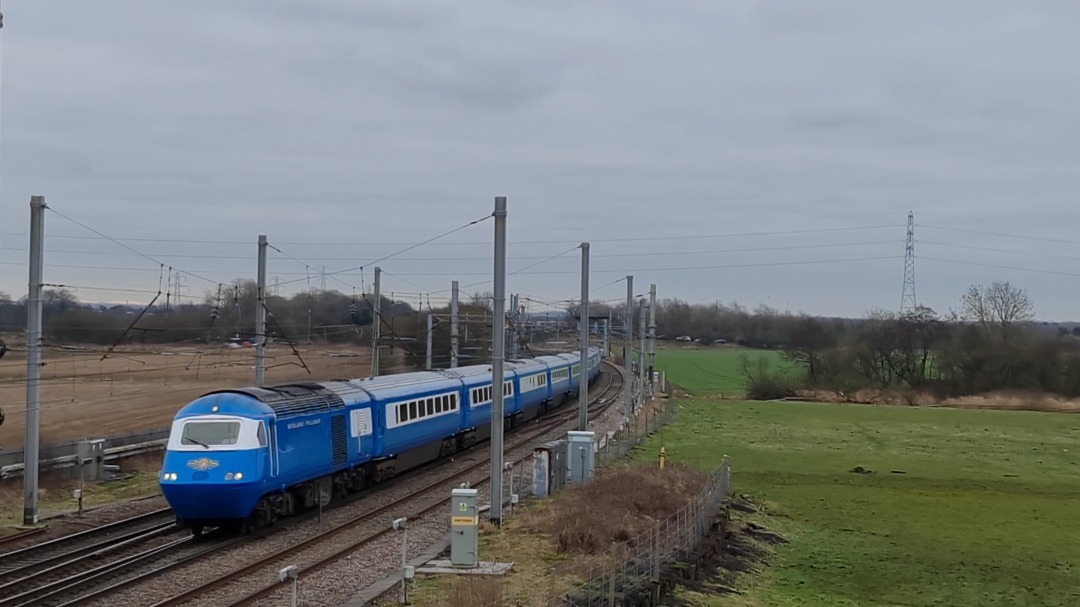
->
[267,421,279,479]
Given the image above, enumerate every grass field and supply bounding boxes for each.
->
[643,350,1080,606]
[654,346,790,396]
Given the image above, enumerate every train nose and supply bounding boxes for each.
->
[158,451,262,521]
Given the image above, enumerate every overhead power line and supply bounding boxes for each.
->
[0,222,900,248]
[920,240,1080,262]
[919,224,1080,246]
[274,213,492,288]
[13,238,890,263]
[371,255,901,277]
[921,256,1080,278]
[44,206,220,287]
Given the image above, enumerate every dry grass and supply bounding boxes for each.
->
[443,577,504,606]
[519,464,707,555]
[944,390,1080,412]
[798,387,1080,412]
[407,464,710,607]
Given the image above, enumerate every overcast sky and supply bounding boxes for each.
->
[1,1,1079,321]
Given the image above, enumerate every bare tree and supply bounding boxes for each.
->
[785,315,835,381]
[960,281,1034,341]
[468,291,493,310]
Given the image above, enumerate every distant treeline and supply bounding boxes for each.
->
[4,280,1079,396]
[0,282,540,370]
[586,283,1080,399]
[729,282,1080,399]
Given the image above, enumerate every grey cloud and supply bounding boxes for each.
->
[1,1,1079,319]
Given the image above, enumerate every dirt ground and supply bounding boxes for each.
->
[0,344,395,450]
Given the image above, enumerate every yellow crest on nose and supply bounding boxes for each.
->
[187,457,220,471]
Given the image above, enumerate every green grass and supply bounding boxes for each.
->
[0,471,161,532]
[639,353,1080,606]
[654,346,791,396]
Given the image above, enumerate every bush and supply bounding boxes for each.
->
[745,373,799,400]
[739,354,799,400]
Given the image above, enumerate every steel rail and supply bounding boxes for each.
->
[0,531,45,552]
[0,521,175,599]
[0,509,172,568]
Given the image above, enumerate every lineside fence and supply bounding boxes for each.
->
[432,457,733,607]
[595,396,676,467]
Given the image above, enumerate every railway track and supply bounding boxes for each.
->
[0,530,45,552]
[0,509,176,607]
[73,362,623,607]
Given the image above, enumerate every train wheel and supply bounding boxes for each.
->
[252,499,275,530]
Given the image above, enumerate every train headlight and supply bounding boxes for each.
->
[225,472,234,480]
[161,472,177,481]
[170,473,178,481]
[234,472,243,480]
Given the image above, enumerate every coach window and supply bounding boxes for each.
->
[408,401,417,420]
[427,399,434,416]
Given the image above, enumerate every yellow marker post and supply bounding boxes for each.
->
[659,446,666,470]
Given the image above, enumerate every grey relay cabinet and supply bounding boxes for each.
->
[450,487,479,567]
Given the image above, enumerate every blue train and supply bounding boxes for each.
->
[158,347,602,533]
